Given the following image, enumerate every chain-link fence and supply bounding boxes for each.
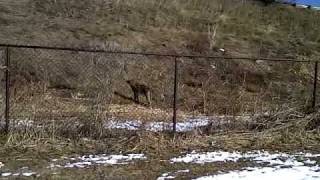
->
[178,57,315,116]
[0,44,318,134]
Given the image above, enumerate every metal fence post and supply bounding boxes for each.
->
[312,61,318,111]
[172,57,178,133]
[4,47,10,134]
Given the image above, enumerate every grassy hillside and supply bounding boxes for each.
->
[0,0,319,57]
[0,0,320,118]
[0,2,320,179]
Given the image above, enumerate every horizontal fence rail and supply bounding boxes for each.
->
[0,43,318,134]
[0,43,314,62]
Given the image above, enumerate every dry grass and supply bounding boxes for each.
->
[7,51,313,121]
[0,1,320,178]
[1,0,318,117]
[3,105,320,151]
[1,0,320,55]
[1,106,319,178]
[108,104,192,122]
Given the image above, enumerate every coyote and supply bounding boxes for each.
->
[126,80,151,106]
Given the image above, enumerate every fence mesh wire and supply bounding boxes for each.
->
[178,57,314,116]
[9,48,175,132]
[0,46,317,133]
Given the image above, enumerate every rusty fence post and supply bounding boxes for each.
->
[312,61,318,111]
[172,57,178,133]
[4,47,10,134]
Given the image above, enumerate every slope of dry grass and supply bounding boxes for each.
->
[0,0,319,56]
[0,3,320,176]
[0,0,319,115]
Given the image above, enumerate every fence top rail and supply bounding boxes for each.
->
[0,43,313,63]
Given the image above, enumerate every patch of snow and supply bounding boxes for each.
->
[105,120,141,130]
[52,154,146,169]
[65,161,92,168]
[157,172,176,180]
[157,169,190,180]
[158,176,175,180]
[22,172,35,177]
[0,162,3,168]
[171,151,245,164]
[302,152,320,157]
[255,59,264,64]
[16,120,34,127]
[177,169,190,173]
[0,169,36,177]
[171,151,320,165]
[48,163,61,168]
[0,119,34,129]
[1,172,12,177]
[194,166,320,180]
[174,119,210,132]
[146,118,210,132]
[145,121,169,132]
[171,151,320,180]
[219,48,225,52]
[7,115,253,133]
[105,118,211,132]
[304,159,317,165]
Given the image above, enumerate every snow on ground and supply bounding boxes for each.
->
[1,154,146,177]
[105,117,211,132]
[5,114,254,132]
[16,120,34,127]
[0,162,3,168]
[5,117,211,132]
[157,173,175,180]
[105,120,141,130]
[1,118,211,133]
[1,172,36,177]
[0,166,37,177]
[104,114,254,132]
[1,173,11,177]
[170,151,320,164]
[169,151,320,180]
[49,154,147,168]
[0,119,34,129]
[157,169,190,180]
[195,166,320,180]
[145,118,210,132]
[171,151,246,164]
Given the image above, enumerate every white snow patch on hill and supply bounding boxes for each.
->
[49,154,147,168]
[194,166,320,180]
[169,151,320,180]
[105,118,211,132]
